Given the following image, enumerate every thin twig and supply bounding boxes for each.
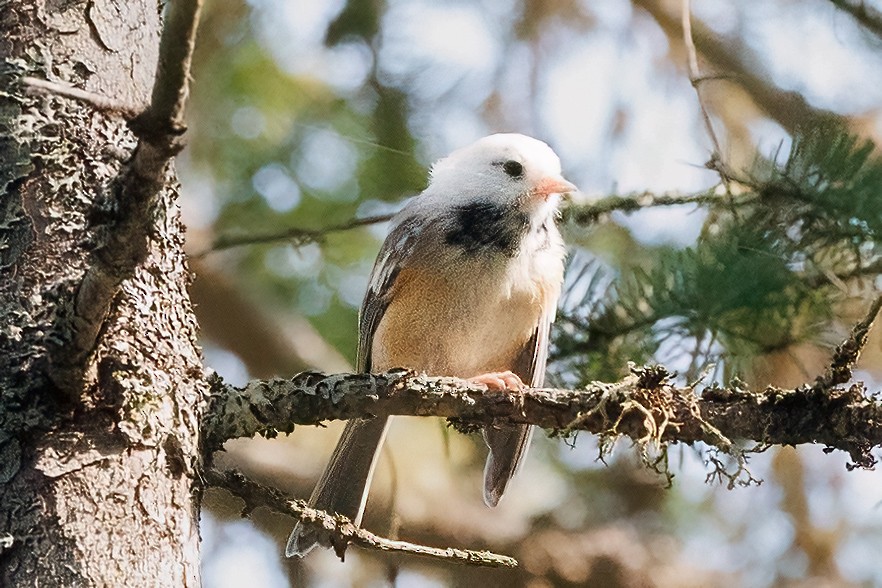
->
[562,189,730,225]
[205,468,518,568]
[815,293,882,389]
[196,213,396,257]
[681,0,730,190]
[20,77,142,118]
[199,190,730,255]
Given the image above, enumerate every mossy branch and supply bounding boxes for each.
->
[204,365,882,467]
[203,295,882,468]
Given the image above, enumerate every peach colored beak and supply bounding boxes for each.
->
[533,176,578,200]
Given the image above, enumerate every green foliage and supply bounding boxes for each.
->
[557,124,881,384]
[184,0,429,361]
[749,121,882,254]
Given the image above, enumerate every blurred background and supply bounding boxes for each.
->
[183,0,882,586]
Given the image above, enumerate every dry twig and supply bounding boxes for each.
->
[20,77,141,118]
[815,294,882,389]
[204,468,518,568]
[199,189,728,255]
[681,0,732,190]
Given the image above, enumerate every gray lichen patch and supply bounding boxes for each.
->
[1,0,204,505]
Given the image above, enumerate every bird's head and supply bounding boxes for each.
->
[428,133,577,218]
[409,133,575,259]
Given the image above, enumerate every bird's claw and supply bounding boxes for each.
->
[469,370,524,391]
[469,371,527,414]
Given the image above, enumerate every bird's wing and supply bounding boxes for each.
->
[357,216,422,372]
[286,216,423,557]
[483,288,558,506]
[519,296,556,387]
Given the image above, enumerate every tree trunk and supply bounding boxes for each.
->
[0,1,205,585]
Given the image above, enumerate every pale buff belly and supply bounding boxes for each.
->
[370,267,544,377]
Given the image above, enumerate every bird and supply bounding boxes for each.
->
[286,133,574,557]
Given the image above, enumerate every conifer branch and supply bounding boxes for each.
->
[204,358,882,471]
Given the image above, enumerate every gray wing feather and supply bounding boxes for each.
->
[286,220,414,557]
[482,302,555,507]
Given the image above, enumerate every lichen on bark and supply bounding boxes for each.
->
[0,1,207,586]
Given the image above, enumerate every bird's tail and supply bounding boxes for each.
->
[482,423,533,507]
[285,416,391,557]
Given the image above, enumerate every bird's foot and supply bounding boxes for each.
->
[470,372,528,415]
[469,371,524,391]
[470,372,527,413]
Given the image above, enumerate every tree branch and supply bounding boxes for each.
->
[196,213,396,257]
[562,189,728,225]
[634,0,843,134]
[681,0,730,187]
[20,77,141,118]
[43,0,204,394]
[204,468,518,568]
[203,361,882,471]
[198,190,727,255]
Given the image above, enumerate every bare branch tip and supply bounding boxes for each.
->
[680,0,731,191]
[19,76,142,118]
[205,466,517,568]
[203,213,394,255]
[816,293,882,390]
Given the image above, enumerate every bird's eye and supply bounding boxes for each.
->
[502,160,524,178]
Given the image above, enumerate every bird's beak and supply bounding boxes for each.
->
[533,176,578,200]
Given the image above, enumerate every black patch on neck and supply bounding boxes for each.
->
[445,200,530,257]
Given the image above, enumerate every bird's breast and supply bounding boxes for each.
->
[370,246,563,377]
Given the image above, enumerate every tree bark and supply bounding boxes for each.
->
[0,1,205,586]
